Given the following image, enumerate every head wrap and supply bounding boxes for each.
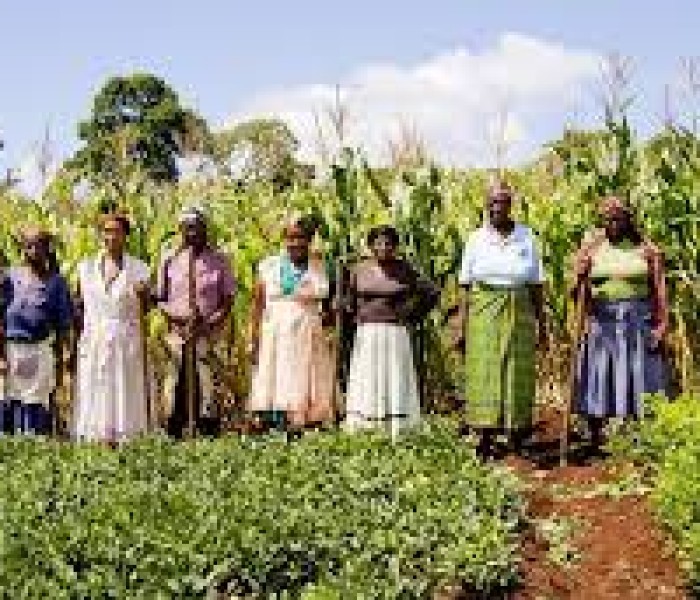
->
[599,195,632,219]
[20,226,53,245]
[179,205,207,226]
[487,181,514,203]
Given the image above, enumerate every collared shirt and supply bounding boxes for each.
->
[2,267,74,342]
[459,223,544,287]
[157,247,236,321]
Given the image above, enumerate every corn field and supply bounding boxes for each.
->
[0,119,698,429]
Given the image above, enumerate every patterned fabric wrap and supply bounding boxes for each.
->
[576,299,667,418]
[465,284,536,430]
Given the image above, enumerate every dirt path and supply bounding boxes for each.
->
[504,409,689,600]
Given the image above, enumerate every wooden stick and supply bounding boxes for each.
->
[186,248,197,439]
[562,282,587,466]
[333,259,345,427]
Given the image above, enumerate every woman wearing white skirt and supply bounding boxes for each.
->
[74,213,151,444]
[345,226,439,436]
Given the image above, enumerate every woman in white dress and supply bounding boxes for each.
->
[249,217,336,430]
[74,213,151,443]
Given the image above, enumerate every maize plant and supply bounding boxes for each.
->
[0,122,697,429]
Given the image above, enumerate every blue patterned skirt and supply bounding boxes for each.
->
[576,299,667,418]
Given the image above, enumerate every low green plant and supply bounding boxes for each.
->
[0,420,524,599]
[609,393,700,595]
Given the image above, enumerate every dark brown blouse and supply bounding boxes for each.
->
[348,259,439,325]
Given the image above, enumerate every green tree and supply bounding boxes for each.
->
[71,73,208,184]
[213,118,305,188]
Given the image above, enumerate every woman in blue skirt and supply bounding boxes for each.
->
[572,196,669,450]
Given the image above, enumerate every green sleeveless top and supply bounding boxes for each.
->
[589,239,650,301]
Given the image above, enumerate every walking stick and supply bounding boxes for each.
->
[333,259,345,427]
[186,248,198,439]
[562,280,587,466]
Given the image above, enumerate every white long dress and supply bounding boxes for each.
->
[75,254,150,442]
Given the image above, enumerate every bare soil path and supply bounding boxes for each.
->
[505,408,689,600]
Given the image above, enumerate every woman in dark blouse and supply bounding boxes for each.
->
[0,228,73,435]
[344,225,438,436]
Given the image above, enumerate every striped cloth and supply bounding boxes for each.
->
[465,284,537,430]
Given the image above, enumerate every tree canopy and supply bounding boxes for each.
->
[212,118,305,188]
[71,73,208,184]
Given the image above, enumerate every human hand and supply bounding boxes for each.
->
[133,281,149,299]
[648,327,665,352]
[574,250,593,280]
[248,338,260,366]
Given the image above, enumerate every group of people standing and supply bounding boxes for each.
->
[0,183,670,455]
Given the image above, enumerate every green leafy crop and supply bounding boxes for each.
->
[0,420,524,598]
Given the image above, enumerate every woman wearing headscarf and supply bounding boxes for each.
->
[74,212,151,444]
[572,196,669,450]
[249,216,336,430]
[459,184,546,456]
[344,225,439,437]
[0,228,73,435]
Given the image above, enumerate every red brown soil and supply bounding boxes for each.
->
[507,406,689,600]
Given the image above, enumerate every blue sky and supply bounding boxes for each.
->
[1,0,698,175]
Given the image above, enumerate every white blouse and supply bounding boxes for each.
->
[459,224,544,287]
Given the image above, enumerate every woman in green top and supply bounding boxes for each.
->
[572,196,669,449]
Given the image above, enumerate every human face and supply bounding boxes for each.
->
[101,220,127,256]
[371,234,398,263]
[182,220,207,250]
[603,210,632,243]
[23,235,50,270]
[285,226,310,264]
[487,193,512,230]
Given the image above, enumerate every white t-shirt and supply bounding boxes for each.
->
[458,224,544,287]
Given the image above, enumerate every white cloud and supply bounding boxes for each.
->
[226,33,601,167]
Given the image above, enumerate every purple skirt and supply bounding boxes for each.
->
[576,299,667,418]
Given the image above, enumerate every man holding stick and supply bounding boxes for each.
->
[157,207,236,438]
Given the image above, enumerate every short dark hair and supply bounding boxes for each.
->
[367,225,400,247]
